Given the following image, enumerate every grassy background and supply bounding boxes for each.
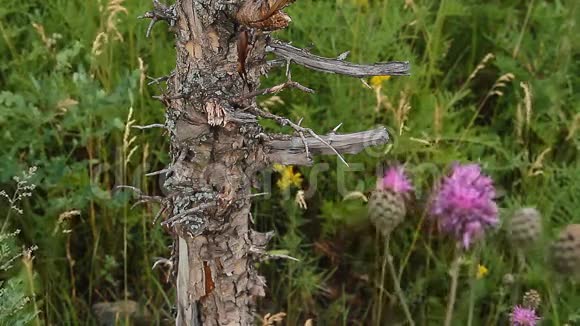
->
[0,0,579,324]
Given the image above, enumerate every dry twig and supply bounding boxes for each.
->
[249,106,349,166]
[267,40,410,77]
[138,0,176,38]
[235,80,314,102]
[147,71,175,85]
[115,185,164,208]
[261,312,287,326]
[133,123,165,130]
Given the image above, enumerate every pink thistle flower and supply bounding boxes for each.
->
[430,164,498,249]
[377,166,413,194]
[510,305,541,326]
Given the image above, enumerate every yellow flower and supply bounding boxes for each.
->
[370,75,391,87]
[272,164,285,173]
[476,264,488,279]
[273,164,303,190]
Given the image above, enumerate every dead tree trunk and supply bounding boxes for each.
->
[138,1,409,325]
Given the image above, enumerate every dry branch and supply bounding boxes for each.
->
[114,185,165,211]
[147,71,175,85]
[267,40,410,77]
[115,185,163,203]
[249,106,352,166]
[234,80,314,102]
[266,127,390,165]
[138,0,176,38]
[133,123,165,130]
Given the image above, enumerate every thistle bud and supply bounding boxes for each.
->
[502,273,516,287]
[368,166,412,237]
[369,190,406,237]
[508,208,542,248]
[551,224,580,276]
[522,289,541,310]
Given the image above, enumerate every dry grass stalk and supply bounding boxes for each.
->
[528,147,551,176]
[53,210,81,234]
[31,23,60,51]
[467,53,494,83]
[516,103,524,144]
[295,190,307,209]
[377,91,412,136]
[474,72,515,114]
[91,0,127,56]
[520,82,533,128]
[92,32,108,56]
[516,82,533,144]
[138,57,147,95]
[106,0,128,41]
[262,312,287,326]
[394,91,412,135]
[488,73,515,97]
[123,107,138,167]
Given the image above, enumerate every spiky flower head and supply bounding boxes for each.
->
[430,164,498,249]
[508,207,542,248]
[509,305,541,326]
[522,289,541,310]
[377,165,413,194]
[551,224,580,276]
[369,166,412,237]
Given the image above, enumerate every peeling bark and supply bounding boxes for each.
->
[162,2,270,325]
[138,0,407,325]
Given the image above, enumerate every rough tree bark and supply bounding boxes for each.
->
[137,1,409,325]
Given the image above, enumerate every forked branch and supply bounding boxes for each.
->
[115,185,164,208]
[267,40,410,77]
[250,107,351,166]
[139,0,176,37]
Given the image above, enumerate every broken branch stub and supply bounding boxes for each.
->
[266,127,390,166]
[138,0,177,37]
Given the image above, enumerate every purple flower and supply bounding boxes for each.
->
[430,164,498,249]
[378,166,413,194]
[510,305,541,326]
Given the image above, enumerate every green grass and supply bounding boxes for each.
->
[1,0,579,324]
